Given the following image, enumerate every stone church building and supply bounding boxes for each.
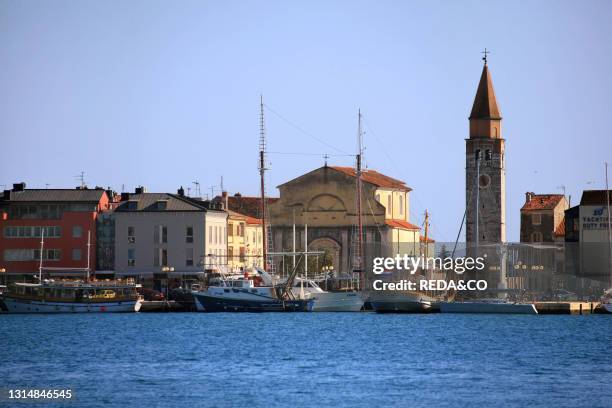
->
[268,165,427,274]
[465,60,506,250]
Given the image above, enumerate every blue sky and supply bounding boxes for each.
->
[1,0,611,242]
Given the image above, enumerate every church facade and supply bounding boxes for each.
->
[268,165,427,275]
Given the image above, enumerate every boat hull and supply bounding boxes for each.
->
[193,292,313,312]
[2,296,142,313]
[603,303,612,314]
[369,292,434,313]
[310,292,364,312]
[440,301,538,314]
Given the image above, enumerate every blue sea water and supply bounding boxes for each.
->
[1,313,611,408]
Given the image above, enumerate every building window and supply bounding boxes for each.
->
[128,226,135,243]
[72,248,82,261]
[161,249,168,267]
[475,149,481,161]
[532,214,542,226]
[209,226,212,243]
[2,249,60,261]
[4,226,61,238]
[399,195,403,216]
[239,247,246,262]
[186,226,194,243]
[128,249,136,266]
[162,226,168,244]
[387,196,391,215]
[531,232,543,242]
[72,226,82,238]
[228,224,234,237]
[485,149,492,161]
[228,247,234,262]
[186,247,194,266]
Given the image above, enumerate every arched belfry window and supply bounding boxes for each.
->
[485,149,492,161]
[475,149,481,161]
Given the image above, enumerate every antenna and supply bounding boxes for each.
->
[192,181,201,197]
[75,171,86,188]
[220,176,224,192]
[557,185,566,197]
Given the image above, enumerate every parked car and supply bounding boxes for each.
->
[137,288,165,301]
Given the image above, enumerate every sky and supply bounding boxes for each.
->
[1,0,611,242]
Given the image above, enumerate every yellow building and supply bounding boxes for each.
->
[226,210,263,271]
[268,165,433,273]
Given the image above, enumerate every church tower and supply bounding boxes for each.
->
[466,56,506,248]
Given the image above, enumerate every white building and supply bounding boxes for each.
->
[113,190,227,274]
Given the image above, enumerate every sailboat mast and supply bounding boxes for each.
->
[259,95,268,271]
[38,228,45,281]
[356,110,364,281]
[606,162,612,287]
[86,230,91,282]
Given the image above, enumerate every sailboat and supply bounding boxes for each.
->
[2,231,142,313]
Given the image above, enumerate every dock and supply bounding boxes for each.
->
[535,301,600,315]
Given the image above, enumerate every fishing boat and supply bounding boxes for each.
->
[292,277,363,312]
[1,229,142,313]
[192,267,313,312]
[440,299,537,314]
[369,290,437,313]
[601,288,612,314]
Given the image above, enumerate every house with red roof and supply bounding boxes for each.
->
[520,192,568,243]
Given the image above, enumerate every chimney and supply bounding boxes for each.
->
[12,182,26,192]
[177,186,185,197]
[135,186,147,194]
[222,191,228,210]
[525,192,533,203]
[120,192,130,201]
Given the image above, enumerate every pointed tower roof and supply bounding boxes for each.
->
[469,63,502,120]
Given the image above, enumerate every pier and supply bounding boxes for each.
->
[535,301,600,315]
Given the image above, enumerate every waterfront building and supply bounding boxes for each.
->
[226,209,263,271]
[0,182,110,275]
[267,165,426,275]
[520,193,568,243]
[564,190,612,287]
[112,187,227,278]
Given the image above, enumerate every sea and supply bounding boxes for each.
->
[1,313,611,408]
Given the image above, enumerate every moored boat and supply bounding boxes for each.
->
[192,267,313,312]
[369,291,436,313]
[2,280,142,313]
[292,278,363,312]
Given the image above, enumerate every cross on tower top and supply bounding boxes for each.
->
[481,48,491,65]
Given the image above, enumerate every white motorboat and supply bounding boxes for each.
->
[292,278,363,312]
[368,290,437,313]
[440,299,538,314]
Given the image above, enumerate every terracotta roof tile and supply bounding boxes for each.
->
[330,166,411,191]
[213,195,278,218]
[385,219,420,230]
[521,194,565,211]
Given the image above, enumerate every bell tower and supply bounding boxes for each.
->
[466,53,506,249]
